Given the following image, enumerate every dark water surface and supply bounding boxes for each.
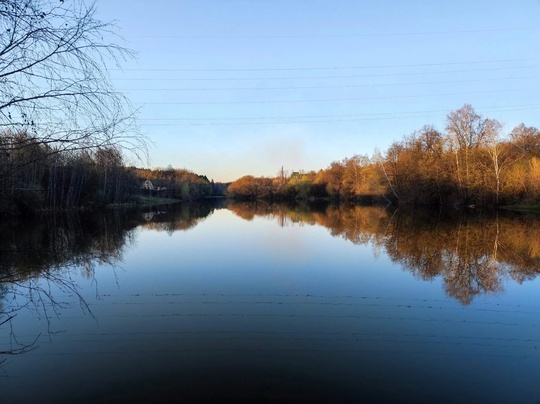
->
[1,202,540,403]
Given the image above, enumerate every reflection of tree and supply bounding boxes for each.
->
[228,203,257,221]
[0,211,132,280]
[0,202,218,362]
[380,211,540,305]
[226,202,540,305]
[140,201,218,235]
[228,200,363,230]
[0,210,138,361]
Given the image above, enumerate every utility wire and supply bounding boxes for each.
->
[137,106,540,126]
[129,26,540,39]
[119,75,540,91]
[140,111,540,126]
[132,86,540,105]
[138,103,540,122]
[110,57,540,72]
[112,64,540,81]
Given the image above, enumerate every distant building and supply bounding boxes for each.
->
[141,180,167,191]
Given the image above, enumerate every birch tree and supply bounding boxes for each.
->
[0,0,146,175]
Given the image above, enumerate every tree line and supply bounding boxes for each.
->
[227,104,540,208]
[4,103,539,214]
[0,130,220,214]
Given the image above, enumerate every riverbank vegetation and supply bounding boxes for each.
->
[4,103,540,214]
[227,104,540,208]
[0,131,222,214]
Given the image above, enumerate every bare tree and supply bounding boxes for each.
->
[445,104,487,203]
[0,0,146,176]
[510,123,540,157]
[481,119,520,205]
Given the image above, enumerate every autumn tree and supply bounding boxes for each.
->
[316,161,345,198]
[481,119,514,205]
[377,143,405,202]
[227,175,273,200]
[411,125,449,204]
[526,157,540,200]
[341,154,384,201]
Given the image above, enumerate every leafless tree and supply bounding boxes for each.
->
[445,104,487,202]
[0,0,146,176]
[510,123,540,157]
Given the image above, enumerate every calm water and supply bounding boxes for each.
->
[1,202,540,403]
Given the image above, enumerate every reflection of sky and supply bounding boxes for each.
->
[122,209,428,299]
[2,209,540,402]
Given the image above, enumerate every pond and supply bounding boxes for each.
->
[1,201,540,403]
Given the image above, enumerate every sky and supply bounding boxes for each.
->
[97,0,540,182]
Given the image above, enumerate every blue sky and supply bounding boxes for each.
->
[98,0,540,182]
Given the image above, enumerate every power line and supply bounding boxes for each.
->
[119,75,540,92]
[132,87,540,105]
[138,114,444,126]
[137,105,540,126]
[129,26,540,39]
[140,111,540,126]
[111,65,540,81]
[111,57,540,72]
[138,104,540,122]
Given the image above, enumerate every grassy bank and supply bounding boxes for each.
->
[108,195,183,208]
[500,203,540,212]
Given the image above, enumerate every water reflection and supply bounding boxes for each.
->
[0,201,219,279]
[0,202,218,362]
[139,201,218,234]
[228,201,540,305]
[1,201,539,402]
[2,202,539,322]
[0,210,135,361]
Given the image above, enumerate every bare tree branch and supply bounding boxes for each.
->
[0,0,147,160]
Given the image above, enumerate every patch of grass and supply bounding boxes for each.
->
[500,203,540,212]
[109,195,183,207]
[138,195,182,205]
